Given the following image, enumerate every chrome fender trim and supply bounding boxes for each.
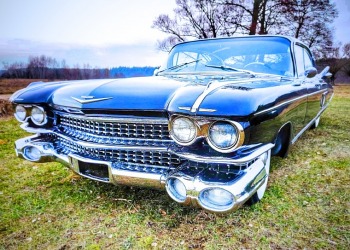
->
[164,154,269,213]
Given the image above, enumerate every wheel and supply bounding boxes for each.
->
[246,150,271,205]
[310,116,320,129]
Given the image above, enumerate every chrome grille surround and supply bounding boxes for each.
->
[51,113,180,175]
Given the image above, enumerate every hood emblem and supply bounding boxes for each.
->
[71,96,113,104]
[178,107,216,112]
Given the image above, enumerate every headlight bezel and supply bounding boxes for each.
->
[169,115,245,153]
[14,105,29,122]
[30,106,47,126]
[206,120,244,153]
[169,116,198,146]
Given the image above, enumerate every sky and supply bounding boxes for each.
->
[0,0,349,69]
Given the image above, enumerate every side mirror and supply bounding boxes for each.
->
[304,67,318,78]
[324,72,332,79]
[153,67,160,76]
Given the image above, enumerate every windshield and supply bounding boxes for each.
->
[158,37,294,77]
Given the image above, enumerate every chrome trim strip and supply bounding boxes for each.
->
[291,97,332,144]
[198,108,216,112]
[20,123,51,133]
[111,168,165,189]
[169,143,274,164]
[55,112,169,124]
[254,89,328,116]
[178,107,191,111]
[190,77,281,113]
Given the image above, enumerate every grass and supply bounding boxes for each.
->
[0,85,349,249]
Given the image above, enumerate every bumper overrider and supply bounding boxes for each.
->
[15,125,273,213]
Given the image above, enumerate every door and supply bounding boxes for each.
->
[294,45,326,125]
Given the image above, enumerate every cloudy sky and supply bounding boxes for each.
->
[0,0,349,69]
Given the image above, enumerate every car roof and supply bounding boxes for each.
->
[172,35,308,50]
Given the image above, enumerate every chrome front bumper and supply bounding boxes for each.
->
[15,134,273,213]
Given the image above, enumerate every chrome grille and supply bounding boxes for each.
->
[57,114,170,140]
[113,162,171,175]
[55,136,182,168]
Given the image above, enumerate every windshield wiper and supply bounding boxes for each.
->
[205,64,256,76]
[156,59,201,75]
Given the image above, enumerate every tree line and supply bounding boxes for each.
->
[1,55,157,80]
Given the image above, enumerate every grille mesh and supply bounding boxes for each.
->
[57,114,170,140]
[55,136,182,168]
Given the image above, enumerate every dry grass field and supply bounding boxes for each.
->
[0,78,47,95]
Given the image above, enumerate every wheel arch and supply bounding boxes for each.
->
[271,122,293,157]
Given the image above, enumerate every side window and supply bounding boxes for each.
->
[295,45,314,77]
[295,45,304,77]
[303,49,314,69]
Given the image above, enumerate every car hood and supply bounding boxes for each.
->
[11,75,295,117]
[11,77,205,110]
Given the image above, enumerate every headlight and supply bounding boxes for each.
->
[166,178,187,203]
[23,146,41,161]
[31,106,47,125]
[170,117,197,145]
[207,121,240,152]
[199,188,234,212]
[14,105,27,122]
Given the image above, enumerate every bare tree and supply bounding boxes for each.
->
[2,62,26,79]
[153,0,338,53]
[153,0,244,51]
[224,0,285,35]
[276,0,338,54]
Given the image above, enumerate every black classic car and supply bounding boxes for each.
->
[11,35,333,213]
